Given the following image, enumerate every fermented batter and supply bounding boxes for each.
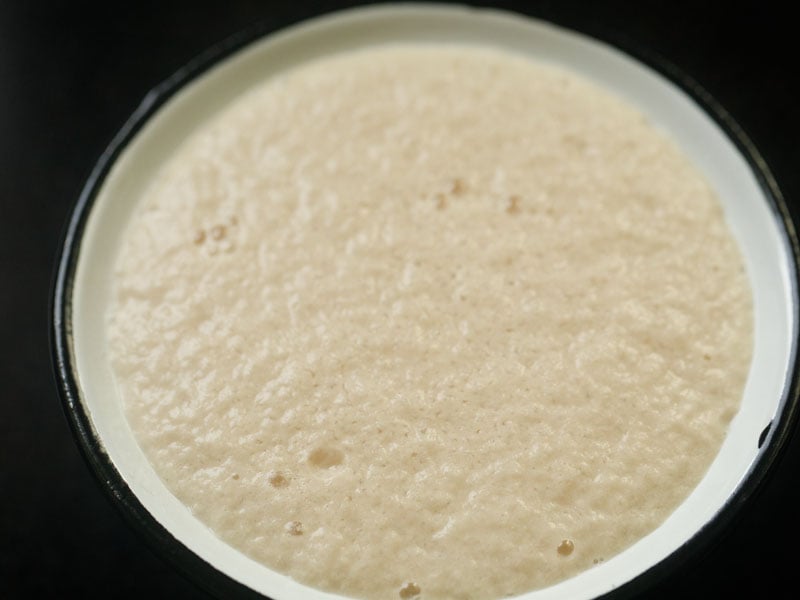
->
[107,45,753,599]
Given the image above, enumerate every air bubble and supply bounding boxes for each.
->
[268,471,289,488]
[308,446,344,468]
[285,520,303,536]
[210,224,227,240]
[399,582,421,598]
[557,539,574,556]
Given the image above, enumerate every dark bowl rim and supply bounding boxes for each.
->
[49,3,800,599]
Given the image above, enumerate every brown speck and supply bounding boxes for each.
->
[703,354,711,361]
[557,539,574,556]
[268,471,289,488]
[285,520,303,536]
[451,178,466,195]
[210,224,227,240]
[399,582,421,598]
[229,215,239,226]
[231,473,240,480]
[193,230,206,245]
[308,446,344,468]
[435,193,447,210]
[507,195,521,214]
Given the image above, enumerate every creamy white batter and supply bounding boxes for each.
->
[107,45,753,599]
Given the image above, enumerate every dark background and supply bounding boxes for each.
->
[2,1,798,598]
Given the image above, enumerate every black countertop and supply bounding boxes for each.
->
[2,1,798,598]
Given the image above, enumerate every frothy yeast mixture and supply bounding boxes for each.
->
[107,45,753,599]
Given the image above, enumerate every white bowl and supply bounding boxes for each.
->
[52,3,799,599]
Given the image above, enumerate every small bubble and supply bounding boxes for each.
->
[210,224,227,240]
[268,471,289,488]
[285,520,303,536]
[557,539,574,556]
[399,582,421,598]
[308,446,344,468]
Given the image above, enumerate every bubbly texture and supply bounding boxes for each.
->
[108,46,753,599]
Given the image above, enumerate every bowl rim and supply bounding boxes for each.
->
[50,3,800,599]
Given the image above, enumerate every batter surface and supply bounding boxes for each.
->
[107,45,753,599]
